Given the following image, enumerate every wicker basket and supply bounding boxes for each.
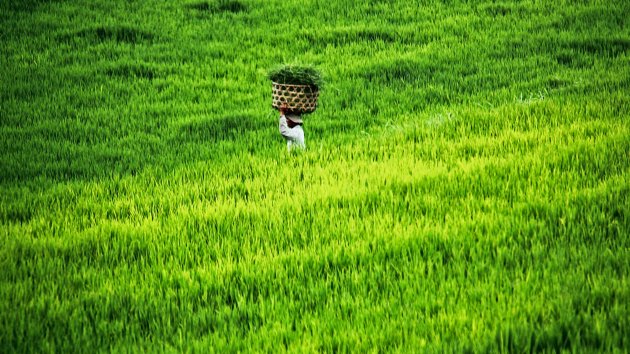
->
[272,82,319,114]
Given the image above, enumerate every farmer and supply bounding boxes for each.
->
[278,103,305,151]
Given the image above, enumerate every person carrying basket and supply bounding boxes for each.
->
[278,102,305,151]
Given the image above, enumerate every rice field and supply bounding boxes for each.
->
[1,0,629,352]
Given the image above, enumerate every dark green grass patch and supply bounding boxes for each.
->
[361,58,439,85]
[103,63,161,80]
[563,37,630,57]
[175,114,268,143]
[0,0,59,12]
[303,27,404,48]
[59,26,155,45]
[478,2,530,17]
[186,0,248,15]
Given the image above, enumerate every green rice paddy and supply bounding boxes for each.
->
[1,0,629,352]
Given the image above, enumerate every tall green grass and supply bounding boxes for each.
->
[1,0,629,352]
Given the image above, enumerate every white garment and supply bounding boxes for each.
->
[279,114,305,151]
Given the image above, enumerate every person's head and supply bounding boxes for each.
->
[280,103,302,127]
[286,114,302,128]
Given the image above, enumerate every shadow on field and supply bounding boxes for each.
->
[303,28,408,47]
[0,112,273,186]
[554,37,630,68]
[185,0,248,15]
[175,114,267,143]
[2,0,59,12]
[478,3,530,17]
[58,26,155,45]
[357,57,479,105]
[103,63,161,81]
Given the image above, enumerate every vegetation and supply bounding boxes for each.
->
[1,0,629,352]
[268,64,324,89]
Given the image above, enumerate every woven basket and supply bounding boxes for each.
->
[272,82,319,114]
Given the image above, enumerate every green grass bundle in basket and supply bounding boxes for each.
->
[268,65,323,114]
